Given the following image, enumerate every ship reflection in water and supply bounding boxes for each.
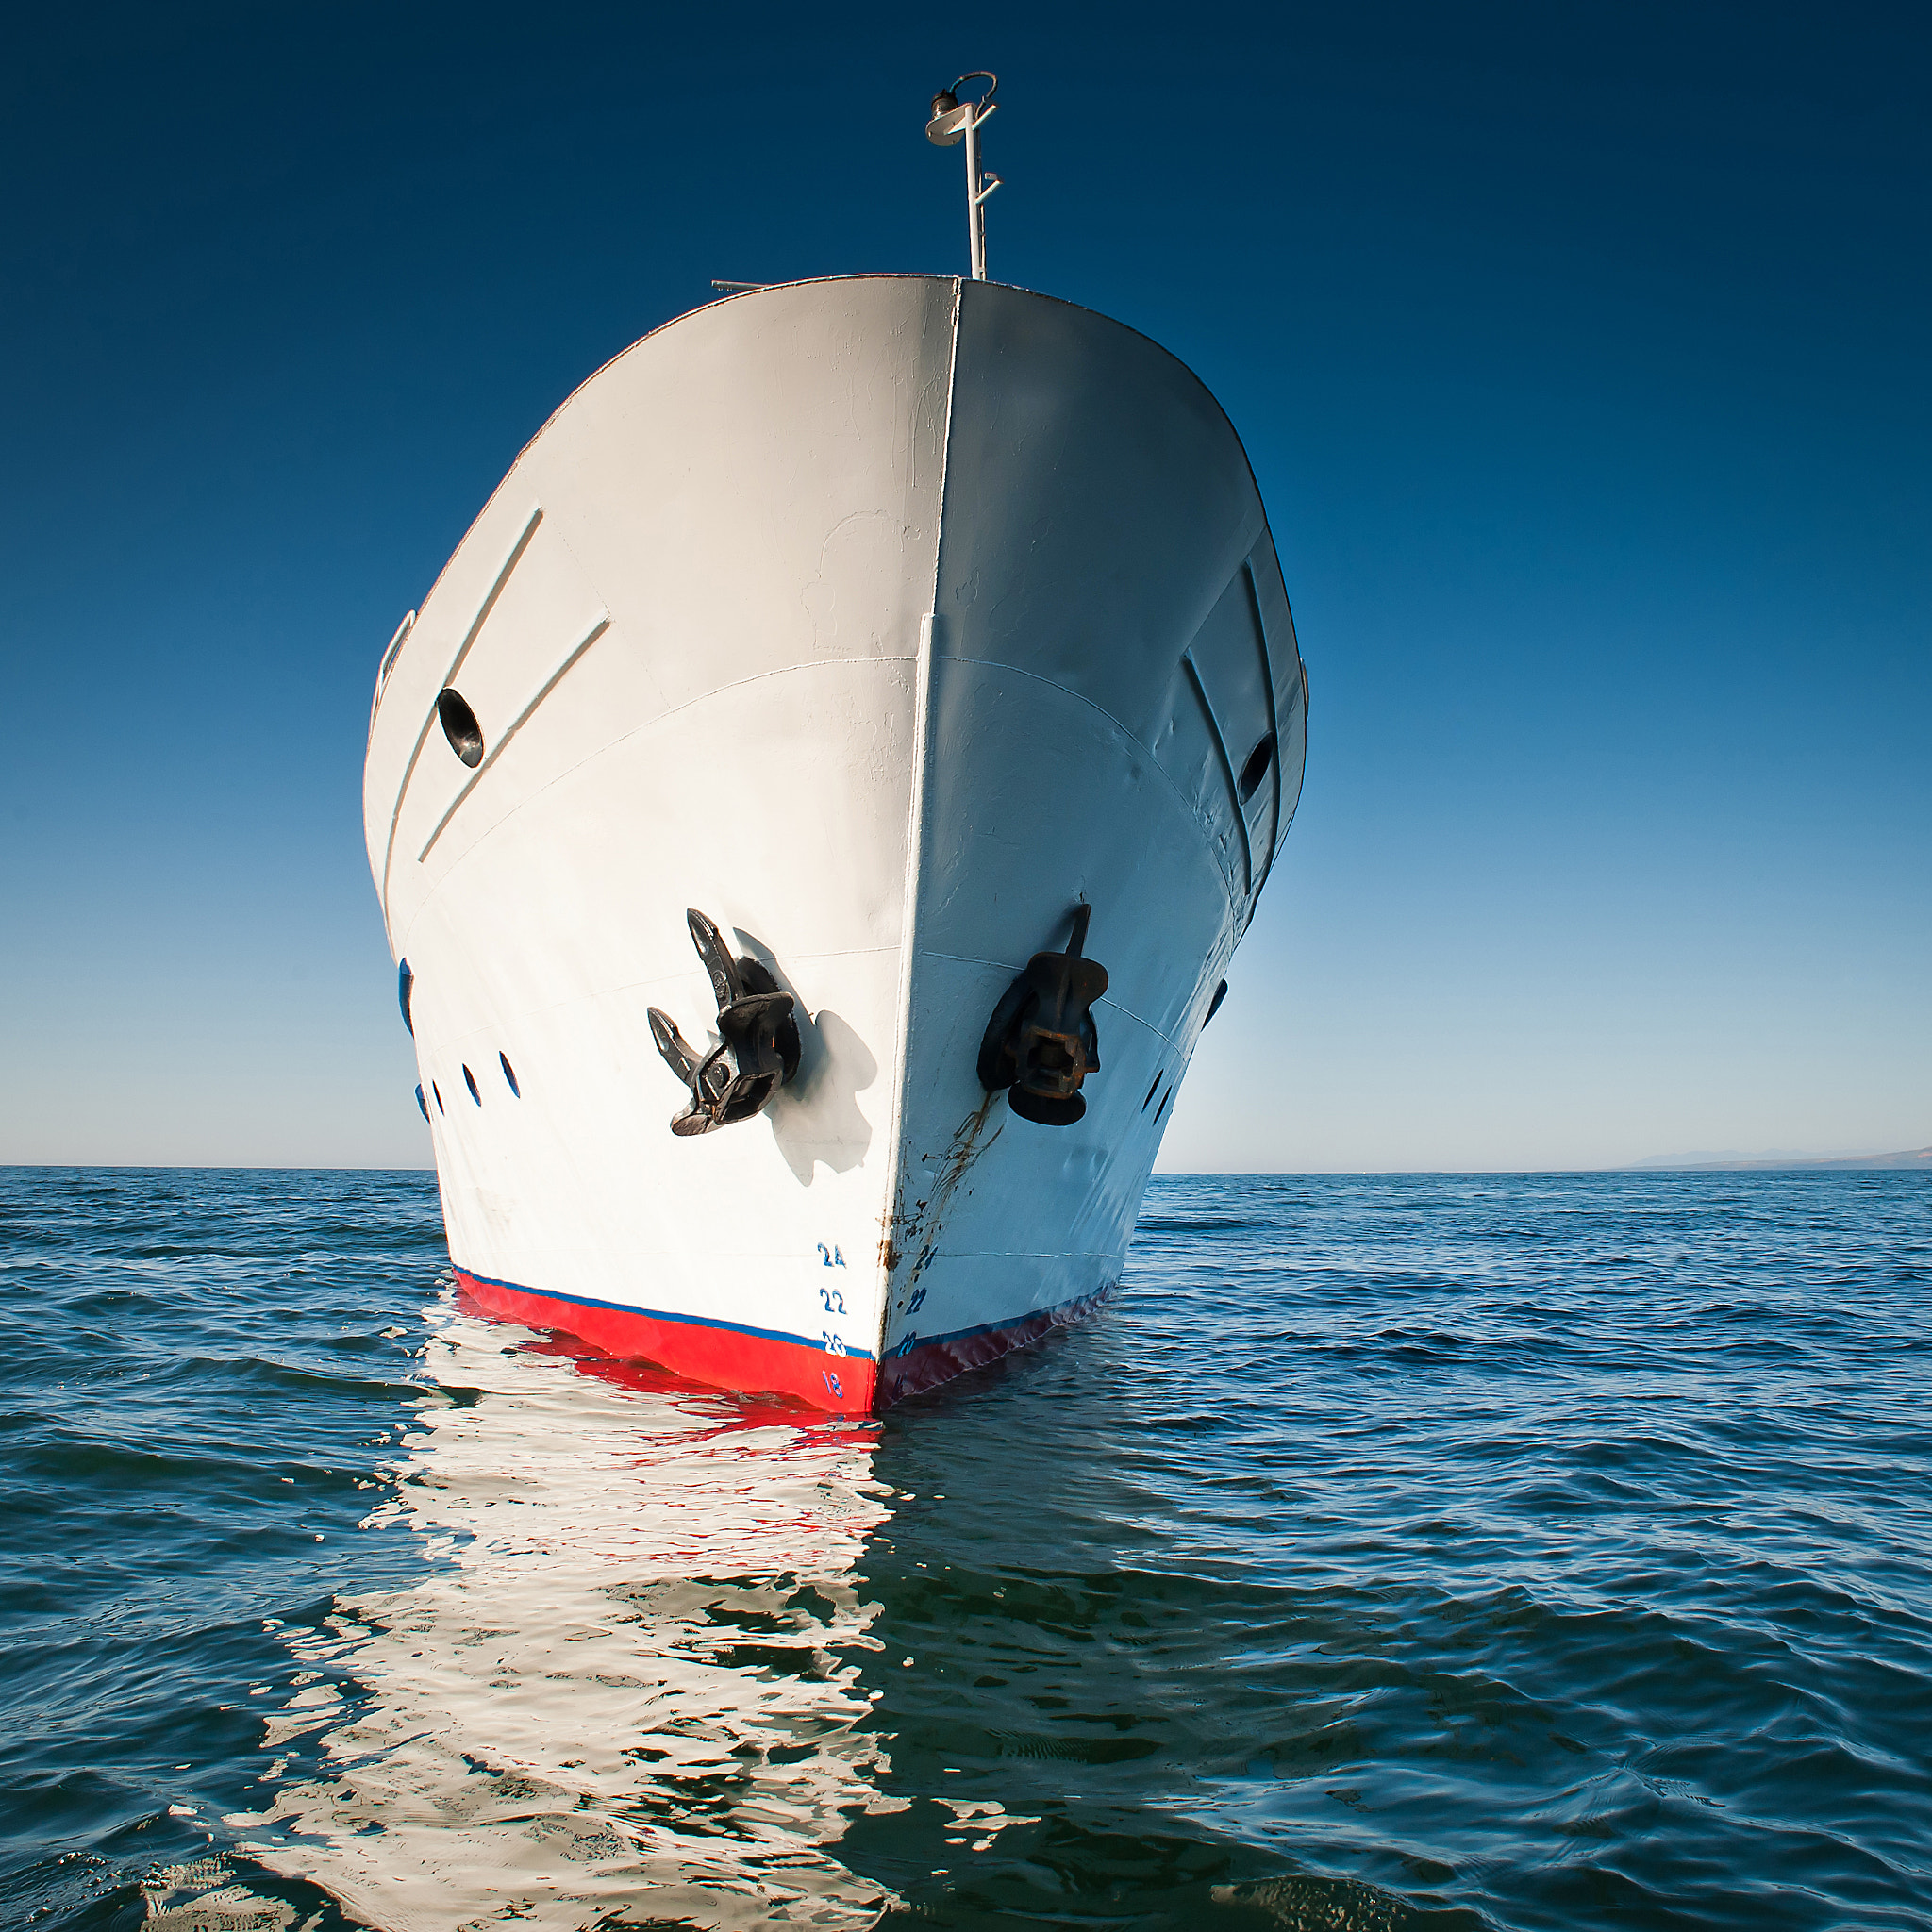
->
[240,1291,911,1930]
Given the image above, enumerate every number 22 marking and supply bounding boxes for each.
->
[816,1244,846,1314]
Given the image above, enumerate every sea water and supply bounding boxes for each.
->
[2,1167,1927,1930]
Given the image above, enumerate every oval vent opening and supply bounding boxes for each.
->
[432,1082,444,1114]
[438,688,484,768]
[1238,732,1275,804]
[500,1052,520,1097]
[463,1064,481,1106]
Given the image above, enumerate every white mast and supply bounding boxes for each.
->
[925,73,1002,281]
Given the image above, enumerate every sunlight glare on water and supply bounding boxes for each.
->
[235,1308,899,1929]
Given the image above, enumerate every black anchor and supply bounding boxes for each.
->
[648,909,801,1137]
[976,902,1108,1126]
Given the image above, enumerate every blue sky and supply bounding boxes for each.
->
[2,1,1925,1170]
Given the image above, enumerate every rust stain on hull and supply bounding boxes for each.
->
[886,1091,1005,1313]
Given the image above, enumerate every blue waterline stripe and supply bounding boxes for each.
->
[453,1265,880,1363]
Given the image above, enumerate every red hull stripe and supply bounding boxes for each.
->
[454,1266,1112,1415]
[456,1267,878,1412]
[877,1287,1114,1407]
[454,1266,874,1358]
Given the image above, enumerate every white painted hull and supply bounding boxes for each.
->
[363,275,1305,1410]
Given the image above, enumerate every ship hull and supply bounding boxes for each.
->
[364,275,1305,1413]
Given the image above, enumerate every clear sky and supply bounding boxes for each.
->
[3,2,1926,1171]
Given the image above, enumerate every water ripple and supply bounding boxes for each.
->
[1,1167,1928,1928]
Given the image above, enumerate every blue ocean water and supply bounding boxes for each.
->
[2,1168,1928,1931]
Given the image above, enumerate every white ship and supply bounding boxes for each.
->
[362,79,1307,1413]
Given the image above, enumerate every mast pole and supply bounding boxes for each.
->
[964,108,985,280]
[927,73,1001,283]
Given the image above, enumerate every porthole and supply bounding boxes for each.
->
[1238,732,1275,804]
[437,688,485,767]
[1205,979,1229,1026]
[463,1064,481,1105]
[398,958,414,1035]
[500,1052,521,1097]
[432,1082,444,1113]
[415,1085,429,1121]
[1141,1072,1162,1111]
[1154,1086,1174,1124]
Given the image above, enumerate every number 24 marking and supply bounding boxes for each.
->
[817,1243,845,1268]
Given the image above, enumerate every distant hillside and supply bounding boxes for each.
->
[1632,1147,1932,1173]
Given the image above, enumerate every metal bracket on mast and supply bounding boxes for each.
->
[925,72,1001,280]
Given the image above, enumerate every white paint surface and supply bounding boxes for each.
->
[365,275,1305,1372]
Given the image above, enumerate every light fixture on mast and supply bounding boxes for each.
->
[925,72,1000,281]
